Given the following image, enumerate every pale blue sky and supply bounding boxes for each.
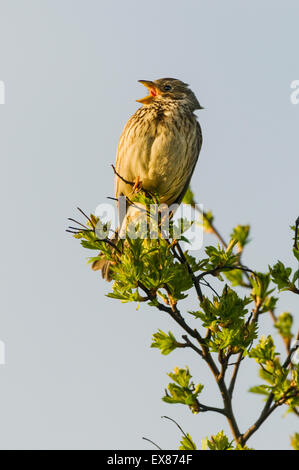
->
[0,0,298,450]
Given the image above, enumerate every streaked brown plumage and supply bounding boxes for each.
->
[94,78,203,280]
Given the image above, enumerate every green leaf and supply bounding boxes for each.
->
[163,367,203,414]
[151,330,179,355]
[290,433,299,450]
[234,444,254,450]
[194,287,250,326]
[179,434,197,450]
[203,243,239,273]
[224,268,244,286]
[270,261,293,291]
[249,335,279,364]
[182,187,195,205]
[249,336,296,404]
[203,431,233,450]
[292,270,299,285]
[260,295,278,314]
[81,239,102,250]
[250,272,274,305]
[274,313,293,341]
[230,225,250,251]
[249,385,270,396]
[192,287,255,353]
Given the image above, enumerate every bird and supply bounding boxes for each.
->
[93,78,203,280]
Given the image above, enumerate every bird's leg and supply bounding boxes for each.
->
[132,175,143,193]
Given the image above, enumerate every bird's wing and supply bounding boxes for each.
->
[114,116,134,200]
[173,121,203,205]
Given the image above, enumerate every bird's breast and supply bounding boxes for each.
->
[115,104,199,205]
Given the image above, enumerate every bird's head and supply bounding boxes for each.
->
[137,78,203,111]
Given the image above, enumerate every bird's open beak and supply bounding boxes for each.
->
[137,80,159,104]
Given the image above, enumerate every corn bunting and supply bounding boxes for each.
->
[94,78,203,279]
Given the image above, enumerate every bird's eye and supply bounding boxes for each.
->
[164,85,172,91]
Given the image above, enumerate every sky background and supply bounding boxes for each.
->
[0,0,298,450]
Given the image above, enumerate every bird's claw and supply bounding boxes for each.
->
[132,176,143,193]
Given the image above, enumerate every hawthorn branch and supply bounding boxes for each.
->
[142,437,162,450]
[194,400,226,416]
[228,351,244,398]
[239,332,299,445]
[193,205,253,287]
[172,241,203,301]
[111,164,135,187]
[181,334,203,358]
[137,281,242,442]
[282,330,299,368]
[196,264,256,284]
[137,281,204,346]
[70,194,299,448]
[161,416,196,450]
[241,387,299,445]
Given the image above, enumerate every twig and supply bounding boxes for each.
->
[161,416,197,450]
[67,218,88,229]
[251,299,262,324]
[181,335,203,358]
[168,239,219,298]
[102,238,122,254]
[192,204,256,286]
[138,281,203,344]
[76,207,94,227]
[67,226,89,232]
[138,276,242,442]
[294,216,299,250]
[111,164,134,186]
[228,351,244,398]
[142,437,162,450]
[196,264,256,283]
[199,278,220,298]
[239,330,299,445]
[241,387,298,445]
[282,330,299,368]
[174,241,203,301]
[194,400,226,415]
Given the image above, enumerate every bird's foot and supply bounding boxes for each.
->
[132,176,143,193]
